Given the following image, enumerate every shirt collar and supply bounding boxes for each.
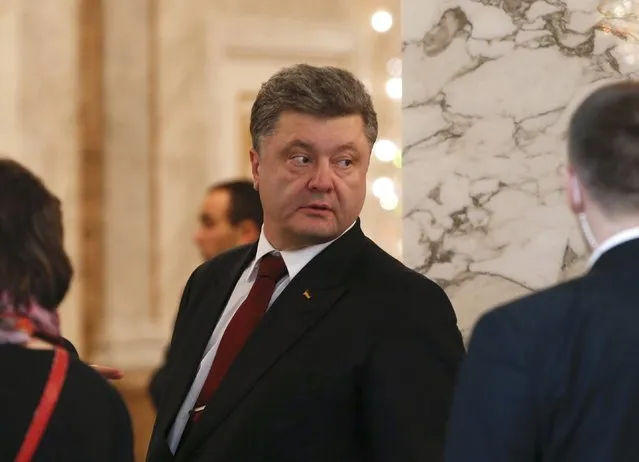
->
[588,226,639,268]
[245,221,357,282]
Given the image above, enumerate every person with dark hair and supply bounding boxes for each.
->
[148,180,262,409]
[146,64,464,462]
[0,158,134,461]
[445,81,639,462]
[194,180,263,261]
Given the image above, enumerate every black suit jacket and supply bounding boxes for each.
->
[149,347,169,409]
[147,222,464,462]
[445,237,639,462]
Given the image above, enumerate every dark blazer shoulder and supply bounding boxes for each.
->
[65,355,131,409]
[353,238,461,361]
[355,236,464,378]
[468,275,591,372]
[358,238,452,309]
[479,275,584,337]
[358,238,436,285]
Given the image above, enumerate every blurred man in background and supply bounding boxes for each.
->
[148,180,263,409]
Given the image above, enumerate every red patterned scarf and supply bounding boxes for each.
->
[0,293,60,345]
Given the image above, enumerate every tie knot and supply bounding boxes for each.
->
[257,253,287,281]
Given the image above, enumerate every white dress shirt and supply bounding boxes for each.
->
[588,226,639,268]
[168,222,355,452]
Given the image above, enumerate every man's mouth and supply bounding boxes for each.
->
[302,203,332,212]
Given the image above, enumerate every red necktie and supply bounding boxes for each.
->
[187,253,287,425]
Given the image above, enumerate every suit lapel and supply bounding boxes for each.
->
[156,245,257,439]
[177,222,367,460]
[145,435,173,462]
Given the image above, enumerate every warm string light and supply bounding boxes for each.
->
[385,58,402,99]
[373,139,399,162]
[371,10,393,33]
[386,57,402,77]
[371,177,399,211]
[598,0,638,20]
[369,9,401,213]
[385,78,402,100]
[597,0,639,65]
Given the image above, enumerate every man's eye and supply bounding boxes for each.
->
[291,155,311,166]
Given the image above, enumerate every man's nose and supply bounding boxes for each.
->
[308,163,333,192]
[194,227,203,242]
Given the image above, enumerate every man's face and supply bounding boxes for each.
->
[250,111,370,250]
[194,189,243,260]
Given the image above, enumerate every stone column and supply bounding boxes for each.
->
[402,0,638,340]
[95,0,162,369]
[156,0,210,335]
[95,0,212,369]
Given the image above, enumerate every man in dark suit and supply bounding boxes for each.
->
[146,64,464,462]
[149,180,263,409]
[445,81,639,462]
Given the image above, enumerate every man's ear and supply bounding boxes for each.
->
[249,149,260,191]
[565,164,584,214]
[235,219,260,244]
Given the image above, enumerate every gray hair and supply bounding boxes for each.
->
[250,64,378,151]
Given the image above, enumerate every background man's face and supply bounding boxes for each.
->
[193,189,241,260]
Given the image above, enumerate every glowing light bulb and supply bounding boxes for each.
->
[373,139,398,162]
[371,10,393,33]
[380,193,399,211]
[372,177,394,199]
[386,58,402,77]
[385,77,402,100]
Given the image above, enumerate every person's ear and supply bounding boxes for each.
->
[234,219,260,245]
[565,164,584,214]
[249,149,260,191]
